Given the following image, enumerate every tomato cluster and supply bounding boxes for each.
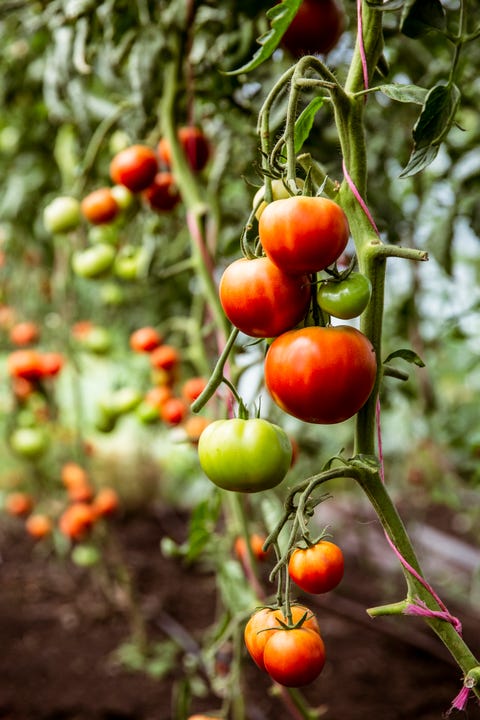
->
[244,604,325,687]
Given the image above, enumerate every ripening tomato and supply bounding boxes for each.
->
[144,385,172,409]
[282,0,345,58]
[160,396,188,426]
[81,187,119,225]
[92,487,119,518]
[259,196,349,275]
[25,513,53,539]
[219,256,311,338]
[264,325,377,424]
[182,415,212,443]
[288,540,344,593]
[58,502,95,541]
[198,418,292,493]
[181,377,208,403]
[158,126,210,173]
[149,344,180,372]
[263,626,326,686]
[129,326,163,353]
[39,352,64,378]
[109,145,158,192]
[142,172,181,212]
[317,272,372,320]
[234,533,270,564]
[244,604,320,671]
[9,321,39,346]
[5,491,34,517]
[7,349,43,380]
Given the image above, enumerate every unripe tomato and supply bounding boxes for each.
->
[142,172,181,212]
[219,256,310,338]
[110,184,134,210]
[317,272,372,319]
[9,426,49,460]
[129,326,163,353]
[71,543,101,566]
[81,187,119,225]
[264,325,377,424]
[198,418,292,493]
[43,196,81,234]
[78,325,112,355]
[158,126,210,173]
[244,604,320,671]
[259,196,349,275]
[252,178,304,220]
[88,224,119,246]
[72,243,116,279]
[288,540,344,593]
[109,144,158,192]
[113,245,148,281]
[263,627,326,686]
[282,0,345,58]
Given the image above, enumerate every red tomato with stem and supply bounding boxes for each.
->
[244,604,320,671]
[263,626,326,686]
[259,196,349,275]
[282,0,345,58]
[288,540,344,593]
[219,256,311,338]
[109,145,158,193]
[264,325,377,424]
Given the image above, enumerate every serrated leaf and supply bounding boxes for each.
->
[401,0,446,38]
[226,0,302,75]
[294,96,325,153]
[377,83,428,104]
[383,348,425,367]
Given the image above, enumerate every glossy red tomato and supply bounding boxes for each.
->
[219,256,310,338]
[244,604,320,671]
[81,187,119,225]
[288,540,344,593]
[264,325,377,424]
[142,172,181,212]
[158,126,210,173]
[259,196,349,275]
[129,326,163,353]
[109,145,158,192]
[263,626,326,686]
[282,0,345,58]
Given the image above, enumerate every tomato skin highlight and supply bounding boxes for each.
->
[219,256,310,338]
[198,418,292,493]
[264,325,377,424]
[244,604,320,671]
[259,196,349,275]
[288,540,344,594]
[317,272,372,320]
[263,627,326,687]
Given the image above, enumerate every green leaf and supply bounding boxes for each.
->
[383,348,425,367]
[294,96,325,153]
[401,0,446,38]
[399,144,440,178]
[226,0,303,75]
[377,83,428,105]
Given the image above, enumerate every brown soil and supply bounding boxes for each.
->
[0,506,479,720]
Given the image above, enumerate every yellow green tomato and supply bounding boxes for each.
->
[72,243,116,279]
[317,272,372,320]
[43,196,81,234]
[253,178,304,220]
[198,418,292,493]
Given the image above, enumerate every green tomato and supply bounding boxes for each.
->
[72,243,116,279]
[88,224,119,246]
[197,418,292,493]
[10,426,49,460]
[43,196,81,234]
[80,325,113,355]
[317,272,372,320]
[113,245,148,281]
[110,184,134,210]
[135,401,160,424]
[99,387,142,418]
[71,544,101,567]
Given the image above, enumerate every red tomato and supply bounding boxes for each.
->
[181,376,208,403]
[5,491,34,517]
[7,349,44,380]
[58,503,96,541]
[160,397,187,425]
[109,145,158,192]
[92,487,120,518]
[39,352,64,378]
[158,126,210,173]
[288,540,344,593]
[129,326,163,353]
[182,415,212,443]
[263,627,326,686]
[142,172,181,212]
[258,196,349,275]
[25,513,53,539]
[219,256,310,338]
[282,0,345,58]
[150,344,180,372]
[81,187,119,225]
[244,604,320,671]
[264,325,377,424]
[9,321,39,346]
[234,533,270,563]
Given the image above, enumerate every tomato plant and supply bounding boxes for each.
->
[264,325,377,424]
[282,0,345,58]
[109,145,158,193]
[219,256,310,338]
[263,626,326,687]
[288,540,344,594]
[258,196,350,275]
[81,187,119,225]
[317,272,372,319]
[198,418,292,493]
